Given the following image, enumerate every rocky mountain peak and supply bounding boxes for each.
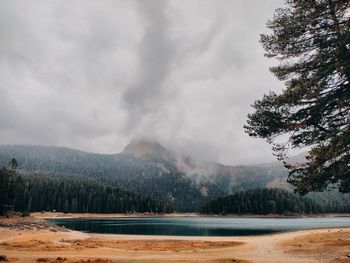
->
[123,139,173,159]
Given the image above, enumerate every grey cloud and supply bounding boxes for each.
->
[122,0,175,136]
[0,0,284,165]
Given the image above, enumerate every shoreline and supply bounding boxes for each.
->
[31,212,199,219]
[1,215,350,262]
[1,225,350,262]
[31,211,350,219]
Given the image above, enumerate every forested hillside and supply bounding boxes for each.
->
[1,142,348,212]
[0,143,288,211]
[3,172,172,214]
[200,188,350,215]
[0,145,214,211]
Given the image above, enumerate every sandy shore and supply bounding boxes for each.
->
[1,215,350,263]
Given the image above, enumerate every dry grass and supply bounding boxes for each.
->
[0,237,242,253]
[36,258,112,263]
[0,239,67,251]
[280,229,350,262]
[113,259,250,263]
[34,258,250,263]
[63,239,243,252]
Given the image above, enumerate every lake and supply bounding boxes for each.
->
[49,216,350,236]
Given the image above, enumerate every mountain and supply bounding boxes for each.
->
[123,139,174,160]
[0,141,290,211]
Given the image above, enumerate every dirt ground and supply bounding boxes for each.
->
[279,228,350,262]
[0,215,350,263]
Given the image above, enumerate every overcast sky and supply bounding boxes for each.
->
[0,0,285,165]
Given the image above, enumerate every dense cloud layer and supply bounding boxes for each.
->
[0,0,284,165]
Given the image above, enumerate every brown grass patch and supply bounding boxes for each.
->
[0,239,67,251]
[0,237,243,257]
[280,229,350,262]
[36,258,112,263]
[62,239,243,252]
[115,259,250,263]
[75,260,112,263]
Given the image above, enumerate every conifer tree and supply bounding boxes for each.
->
[0,168,10,214]
[245,0,350,193]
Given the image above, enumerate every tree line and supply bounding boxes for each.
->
[200,188,350,215]
[0,159,23,214]
[0,146,224,212]
[0,160,173,215]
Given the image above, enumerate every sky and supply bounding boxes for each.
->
[0,0,285,165]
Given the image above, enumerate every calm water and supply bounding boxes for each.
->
[49,216,350,236]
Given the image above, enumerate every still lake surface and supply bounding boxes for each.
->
[49,216,350,236]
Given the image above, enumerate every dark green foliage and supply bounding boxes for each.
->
[9,158,18,171]
[201,188,350,215]
[0,156,172,214]
[0,168,12,214]
[0,164,23,215]
[306,190,350,213]
[0,146,205,211]
[0,145,289,211]
[15,173,172,213]
[245,0,350,193]
[2,153,349,214]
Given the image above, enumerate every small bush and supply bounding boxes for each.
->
[0,255,7,261]
[21,211,30,217]
[36,258,49,262]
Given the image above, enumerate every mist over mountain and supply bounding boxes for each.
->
[0,0,285,166]
[123,139,175,160]
[0,140,290,211]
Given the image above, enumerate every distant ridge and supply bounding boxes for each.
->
[0,140,291,211]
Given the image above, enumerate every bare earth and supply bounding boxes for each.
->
[1,214,350,263]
